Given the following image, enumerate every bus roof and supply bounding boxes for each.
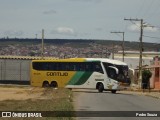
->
[85,58,127,65]
[32,58,127,66]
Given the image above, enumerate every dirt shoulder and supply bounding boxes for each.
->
[0,86,41,101]
[0,84,74,101]
[0,85,73,111]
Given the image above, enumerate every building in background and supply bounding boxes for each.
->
[150,56,160,89]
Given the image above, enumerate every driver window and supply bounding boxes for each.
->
[107,67,117,79]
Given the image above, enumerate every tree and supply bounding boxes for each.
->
[142,69,152,89]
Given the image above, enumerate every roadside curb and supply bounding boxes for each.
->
[145,94,160,99]
[120,90,160,99]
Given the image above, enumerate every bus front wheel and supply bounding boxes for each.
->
[98,83,104,93]
[111,90,116,94]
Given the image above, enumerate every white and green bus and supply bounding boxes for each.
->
[31,58,130,93]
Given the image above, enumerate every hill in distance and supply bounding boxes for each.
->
[0,38,159,52]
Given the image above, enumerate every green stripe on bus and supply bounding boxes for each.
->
[67,72,93,85]
[67,72,84,85]
[74,72,92,85]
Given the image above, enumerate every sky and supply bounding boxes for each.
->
[0,0,160,43]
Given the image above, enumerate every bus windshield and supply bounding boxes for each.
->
[103,62,130,84]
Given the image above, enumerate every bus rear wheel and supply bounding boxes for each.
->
[42,81,49,87]
[50,81,58,88]
[98,83,104,93]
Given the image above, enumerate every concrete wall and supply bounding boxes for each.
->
[0,59,31,82]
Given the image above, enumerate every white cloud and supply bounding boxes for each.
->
[128,23,140,31]
[51,27,74,35]
[128,23,158,32]
[57,27,74,34]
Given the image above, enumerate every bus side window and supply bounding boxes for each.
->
[68,63,73,71]
[33,62,39,70]
[48,62,54,70]
[60,62,74,71]
[65,63,70,71]
[70,62,78,71]
[58,62,63,71]
[50,62,60,71]
[43,62,49,70]
[85,62,92,72]
[73,63,77,71]
[34,62,48,70]
[79,63,85,71]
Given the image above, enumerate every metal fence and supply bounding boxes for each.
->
[0,59,31,84]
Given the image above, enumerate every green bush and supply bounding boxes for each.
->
[142,69,152,89]
[142,69,152,83]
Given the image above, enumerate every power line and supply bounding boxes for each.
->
[111,31,123,38]
[152,25,160,30]
[130,21,139,27]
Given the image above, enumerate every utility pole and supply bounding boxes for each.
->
[111,31,125,62]
[124,18,143,89]
[35,34,37,39]
[41,29,44,59]
[112,43,115,59]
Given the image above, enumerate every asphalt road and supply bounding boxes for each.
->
[73,89,160,120]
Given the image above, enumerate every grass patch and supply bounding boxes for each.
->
[0,87,74,120]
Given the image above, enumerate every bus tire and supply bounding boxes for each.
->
[98,83,104,93]
[42,81,49,87]
[50,81,58,88]
[111,90,116,94]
